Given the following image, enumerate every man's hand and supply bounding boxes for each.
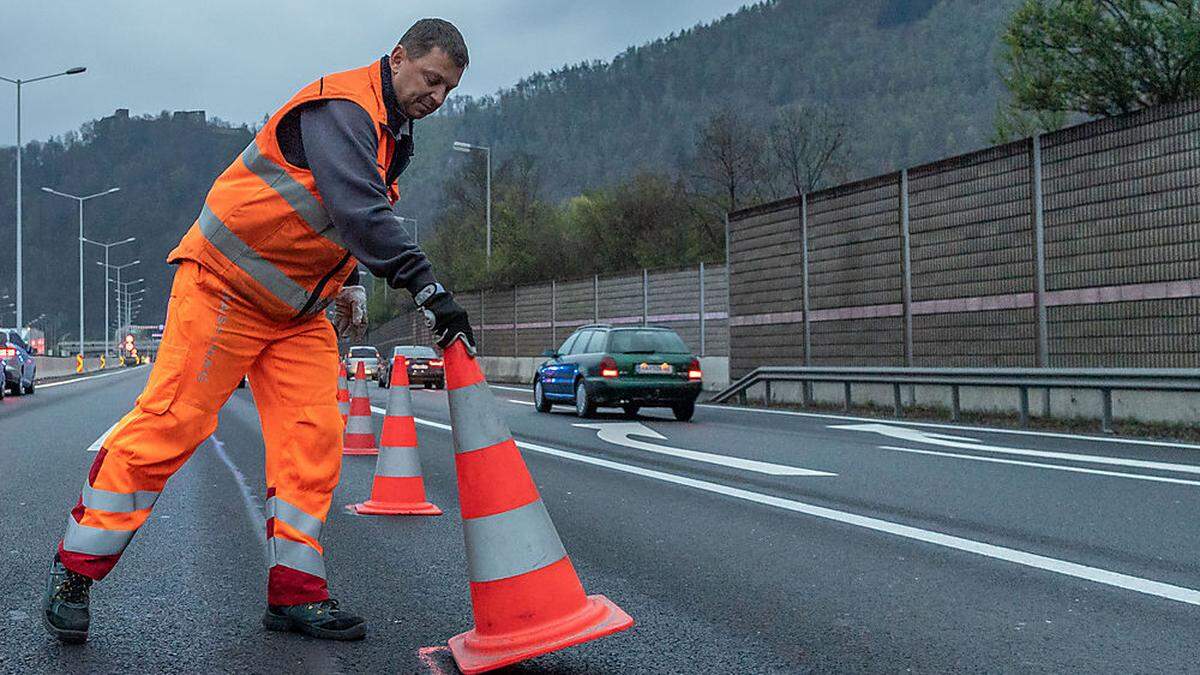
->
[333,285,368,340]
[415,283,476,356]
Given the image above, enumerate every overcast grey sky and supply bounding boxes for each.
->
[1,1,750,143]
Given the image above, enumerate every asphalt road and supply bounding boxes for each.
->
[3,366,1200,673]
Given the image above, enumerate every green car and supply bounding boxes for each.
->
[533,325,703,421]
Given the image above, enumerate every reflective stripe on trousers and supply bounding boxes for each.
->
[267,495,327,580]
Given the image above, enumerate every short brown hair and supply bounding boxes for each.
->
[400,19,469,69]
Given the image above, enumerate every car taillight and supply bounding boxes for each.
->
[688,358,702,381]
[600,356,619,378]
[0,347,15,359]
[429,359,443,367]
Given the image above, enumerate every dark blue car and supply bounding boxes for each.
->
[3,329,38,396]
[533,324,702,420]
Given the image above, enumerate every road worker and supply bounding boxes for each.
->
[43,18,477,643]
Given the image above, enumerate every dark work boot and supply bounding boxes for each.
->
[43,555,92,644]
[262,598,366,641]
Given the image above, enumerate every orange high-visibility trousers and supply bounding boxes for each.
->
[58,261,345,605]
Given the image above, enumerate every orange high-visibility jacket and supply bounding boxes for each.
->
[169,63,400,321]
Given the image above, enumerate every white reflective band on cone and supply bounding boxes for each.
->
[63,517,135,556]
[385,383,413,417]
[345,414,375,435]
[448,382,511,454]
[375,445,423,478]
[462,499,567,583]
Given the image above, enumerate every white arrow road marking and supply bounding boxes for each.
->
[574,422,836,477]
[833,423,1200,476]
[878,445,1200,487]
[381,410,1200,608]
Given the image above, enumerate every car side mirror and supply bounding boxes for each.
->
[541,349,559,358]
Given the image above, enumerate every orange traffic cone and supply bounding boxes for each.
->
[343,361,379,456]
[337,362,350,424]
[442,340,633,674]
[350,355,442,516]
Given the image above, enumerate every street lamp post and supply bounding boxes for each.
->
[41,186,121,357]
[112,276,142,332]
[452,141,491,267]
[1,66,87,327]
[85,237,135,358]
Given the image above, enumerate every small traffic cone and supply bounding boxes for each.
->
[337,362,350,424]
[343,361,379,456]
[351,355,442,516]
[442,340,633,674]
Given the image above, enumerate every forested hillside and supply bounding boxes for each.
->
[401,0,1021,214]
[0,0,1024,338]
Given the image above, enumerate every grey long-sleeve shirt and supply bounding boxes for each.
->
[276,58,435,295]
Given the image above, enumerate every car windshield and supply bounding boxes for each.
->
[396,346,438,359]
[349,347,378,358]
[607,330,689,354]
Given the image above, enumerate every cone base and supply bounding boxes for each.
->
[352,499,442,516]
[342,447,379,456]
[448,594,633,674]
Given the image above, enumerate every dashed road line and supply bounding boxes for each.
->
[374,406,1200,607]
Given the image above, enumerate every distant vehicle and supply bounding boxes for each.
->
[2,329,38,396]
[345,345,382,381]
[380,345,444,389]
[533,325,702,421]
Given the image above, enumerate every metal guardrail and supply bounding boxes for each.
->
[710,366,1200,433]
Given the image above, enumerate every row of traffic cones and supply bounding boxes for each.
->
[337,347,633,673]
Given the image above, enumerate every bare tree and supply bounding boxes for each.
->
[691,108,771,215]
[768,104,850,196]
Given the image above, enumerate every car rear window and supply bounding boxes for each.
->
[608,330,689,354]
[395,346,437,359]
[350,347,378,358]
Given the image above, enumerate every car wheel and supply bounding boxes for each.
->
[13,378,26,396]
[25,378,34,395]
[622,404,640,418]
[672,401,695,422]
[574,380,596,418]
[534,380,552,413]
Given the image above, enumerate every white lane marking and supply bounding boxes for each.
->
[836,423,1200,476]
[39,368,139,389]
[575,421,836,477]
[488,382,1200,451]
[703,401,1200,451]
[396,411,1200,607]
[878,445,1200,488]
[209,435,267,547]
[508,399,535,406]
[86,419,123,453]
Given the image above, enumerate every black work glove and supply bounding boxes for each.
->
[414,283,477,356]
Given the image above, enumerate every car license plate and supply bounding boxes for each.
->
[412,365,427,370]
[636,362,673,375]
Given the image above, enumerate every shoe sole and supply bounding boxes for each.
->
[262,611,366,641]
[42,612,88,645]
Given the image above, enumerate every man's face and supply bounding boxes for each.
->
[389,44,464,120]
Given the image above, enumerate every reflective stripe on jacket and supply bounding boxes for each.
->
[168,63,398,321]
